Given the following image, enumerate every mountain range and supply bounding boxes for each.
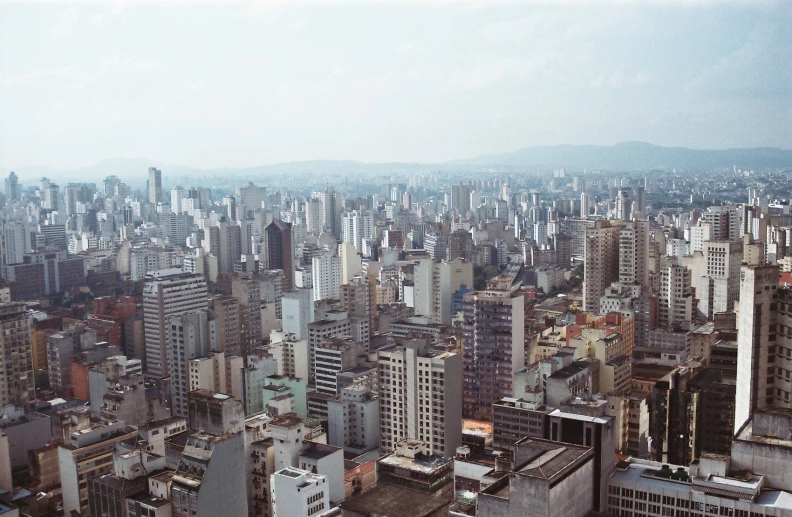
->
[6,142,792,185]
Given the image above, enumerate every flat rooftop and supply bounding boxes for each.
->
[339,483,452,517]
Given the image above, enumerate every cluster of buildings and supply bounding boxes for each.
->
[0,166,789,516]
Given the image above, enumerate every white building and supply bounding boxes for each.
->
[378,338,463,458]
[271,467,330,517]
[327,385,379,455]
[312,251,342,302]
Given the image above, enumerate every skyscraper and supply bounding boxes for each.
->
[658,265,693,328]
[583,220,622,312]
[735,264,784,433]
[0,303,34,408]
[148,167,162,205]
[378,338,462,457]
[168,309,219,417]
[142,270,208,379]
[462,270,525,421]
[264,218,294,291]
[4,171,18,202]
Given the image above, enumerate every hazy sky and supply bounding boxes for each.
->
[1,1,790,170]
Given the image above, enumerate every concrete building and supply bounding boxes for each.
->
[312,250,342,302]
[477,438,595,517]
[143,270,208,379]
[171,429,248,517]
[209,295,242,357]
[377,338,462,458]
[583,220,622,312]
[58,422,138,516]
[658,265,694,328]
[281,289,315,340]
[735,265,782,433]
[492,397,552,449]
[168,309,219,418]
[264,218,294,291]
[0,303,34,408]
[608,454,792,517]
[270,467,330,517]
[413,258,474,325]
[327,385,379,455]
[148,167,162,204]
[314,339,366,395]
[462,269,525,420]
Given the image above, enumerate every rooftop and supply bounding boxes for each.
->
[339,483,452,517]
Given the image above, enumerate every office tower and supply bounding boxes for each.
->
[327,386,379,455]
[0,221,30,267]
[583,220,622,312]
[43,182,60,211]
[462,273,526,421]
[216,218,242,274]
[148,167,162,204]
[0,303,34,408]
[321,187,342,238]
[314,339,365,395]
[142,270,208,379]
[413,258,474,325]
[698,240,743,319]
[340,275,377,337]
[580,192,591,218]
[658,265,693,328]
[231,273,263,356]
[63,184,78,216]
[615,188,632,220]
[271,467,330,517]
[342,210,375,253]
[312,250,342,301]
[424,232,448,261]
[281,289,315,340]
[378,338,462,457]
[171,186,184,214]
[264,218,294,291]
[4,171,18,202]
[703,205,741,241]
[451,182,473,214]
[168,309,219,417]
[306,197,323,234]
[735,264,784,433]
[448,229,474,262]
[208,295,241,357]
[618,220,650,290]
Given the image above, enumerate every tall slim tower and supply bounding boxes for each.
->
[0,303,34,408]
[735,264,781,433]
[4,172,18,202]
[462,272,525,420]
[142,270,208,379]
[264,218,294,291]
[148,167,162,205]
[583,220,622,312]
[168,309,218,417]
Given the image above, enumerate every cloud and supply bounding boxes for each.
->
[688,20,792,98]
[397,43,424,55]
[51,7,81,38]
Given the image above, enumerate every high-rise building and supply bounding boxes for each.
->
[342,210,375,253]
[312,251,342,301]
[448,229,474,262]
[735,264,786,433]
[0,303,34,408]
[168,309,219,417]
[4,171,18,202]
[615,188,632,221]
[171,186,184,214]
[142,270,208,379]
[462,271,526,421]
[618,220,650,290]
[231,273,262,356]
[658,265,693,328]
[264,218,294,291]
[413,258,474,325]
[583,220,622,312]
[208,295,241,357]
[340,275,377,339]
[451,182,473,215]
[698,240,743,320]
[148,167,162,205]
[378,338,462,457]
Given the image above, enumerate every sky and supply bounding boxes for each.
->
[1,1,790,171]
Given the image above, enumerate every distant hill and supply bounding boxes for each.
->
[5,142,792,184]
[447,141,792,171]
